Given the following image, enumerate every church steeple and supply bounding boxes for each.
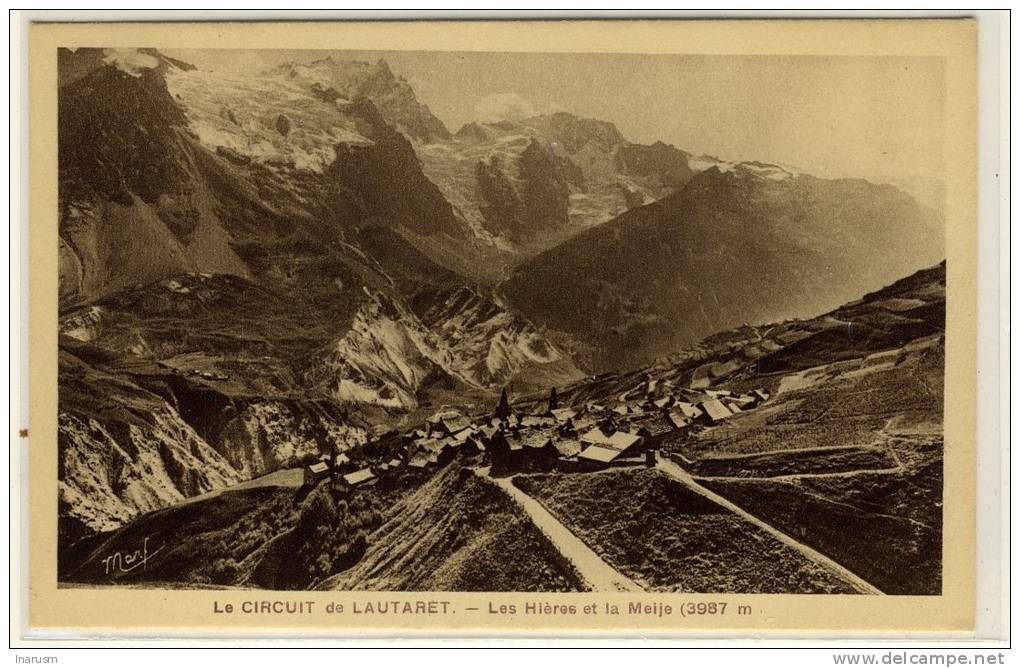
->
[548,387,559,413]
[495,387,512,420]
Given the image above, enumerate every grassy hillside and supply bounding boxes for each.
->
[515,470,858,594]
[322,467,587,592]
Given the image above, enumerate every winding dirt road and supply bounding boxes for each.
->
[655,455,884,595]
[484,472,642,593]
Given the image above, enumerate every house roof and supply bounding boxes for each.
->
[427,409,462,424]
[753,389,771,401]
[308,462,329,473]
[578,444,624,463]
[388,458,402,467]
[551,408,577,422]
[419,438,445,454]
[653,397,674,409]
[636,416,674,438]
[554,439,583,458]
[667,411,691,429]
[453,427,474,442]
[606,431,642,451]
[334,454,351,465]
[498,433,525,451]
[442,416,472,433]
[522,432,553,449]
[521,415,555,428]
[580,427,612,445]
[700,398,734,421]
[408,454,431,468]
[675,402,703,419]
[343,468,375,485]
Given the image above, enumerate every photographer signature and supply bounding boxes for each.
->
[101,536,164,576]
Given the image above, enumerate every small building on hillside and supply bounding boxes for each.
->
[439,414,472,436]
[634,415,675,445]
[521,432,558,467]
[408,452,435,470]
[342,467,377,488]
[674,402,704,420]
[652,396,675,410]
[409,437,441,458]
[462,436,487,459]
[487,430,520,472]
[580,426,644,456]
[577,444,623,467]
[699,398,734,424]
[554,438,583,459]
[304,461,330,486]
[731,394,757,409]
[667,410,692,430]
[580,426,613,446]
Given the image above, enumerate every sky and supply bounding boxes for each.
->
[166,48,946,189]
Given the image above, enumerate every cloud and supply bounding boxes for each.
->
[102,49,159,77]
[473,92,538,124]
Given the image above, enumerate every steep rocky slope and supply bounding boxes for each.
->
[58,339,368,533]
[503,167,944,371]
[320,467,586,592]
[417,112,694,257]
[57,48,577,406]
[265,56,451,143]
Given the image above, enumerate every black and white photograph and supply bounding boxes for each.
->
[51,43,954,597]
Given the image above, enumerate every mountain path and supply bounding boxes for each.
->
[477,469,642,593]
[693,466,903,483]
[654,456,884,595]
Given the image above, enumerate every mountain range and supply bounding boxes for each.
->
[56,48,945,532]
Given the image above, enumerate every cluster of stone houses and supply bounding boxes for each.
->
[302,450,402,490]
[302,379,771,485]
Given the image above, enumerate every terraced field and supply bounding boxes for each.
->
[702,433,943,595]
[515,469,860,594]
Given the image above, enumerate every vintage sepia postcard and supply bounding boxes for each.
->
[22,18,980,637]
